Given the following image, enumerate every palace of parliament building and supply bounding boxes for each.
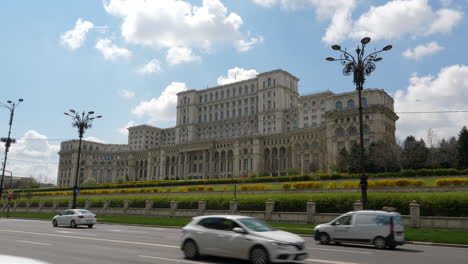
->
[57,69,398,187]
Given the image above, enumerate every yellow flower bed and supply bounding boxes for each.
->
[435,178,468,186]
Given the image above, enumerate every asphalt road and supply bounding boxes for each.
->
[0,218,467,264]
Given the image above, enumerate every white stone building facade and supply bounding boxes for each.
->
[57,69,398,187]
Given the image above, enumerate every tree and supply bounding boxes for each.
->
[426,128,439,169]
[367,140,401,173]
[457,126,468,169]
[437,137,458,168]
[401,136,428,170]
[335,147,349,173]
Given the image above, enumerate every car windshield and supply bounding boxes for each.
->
[239,218,275,232]
[78,210,92,214]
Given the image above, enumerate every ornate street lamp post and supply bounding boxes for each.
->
[326,37,392,208]
[64,110,101,209]
[0,99,23,199]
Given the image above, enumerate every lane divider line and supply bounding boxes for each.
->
[306,258,362,264]
[307,247,372,255]
[0,229,178,249]
[139,255,200,263]
[16,240,52,246]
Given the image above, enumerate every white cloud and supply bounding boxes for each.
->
[234,36,264,52]
[60,18,94,49]
[95,38,132,60]
[217,67,258,85]
[137,59,162,74]
[252,0,462,44]
[104,0,261,60]
[118,89,135,99]
[119,120,136,136]
[132,82,188,123]
[402,42,444,60]
[394,65,468,140]
[166,47,201,65]
[1,130,60,184]
[349,0,463,42]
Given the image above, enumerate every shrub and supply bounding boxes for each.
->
[292,182,324,189]
[436,178,468,186]
[282,183,292,190]
[328,182,338,188]
[343,181,359,188]
[240,184,266,191]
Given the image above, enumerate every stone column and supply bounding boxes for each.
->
[145,200,153,216]
[291,146,295,174]
[85,200,92,210]
[203,151,207,178]
[53,201,59,210]
[39,201,45,210]
[170,200,178,217]
[265,199,275,221]
[68,200,73,209]
[229,199,238,214]
[306,200,316,224]
[410,200,420,228]
[26,201,31,208]
[123,200,130,214]
[353,200,363,211]
[285,148,289,176]
[198,200,206,215]
[269,149,273,176]
[103,200,110,213]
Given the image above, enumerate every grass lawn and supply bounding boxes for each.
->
[2,212,467,245]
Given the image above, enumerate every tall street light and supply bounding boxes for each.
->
[0,99,23,199]
[326,37,392,208]
[64,110,102,209]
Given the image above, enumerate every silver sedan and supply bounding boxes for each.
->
[180,215,308,264]
[52,209,96,228]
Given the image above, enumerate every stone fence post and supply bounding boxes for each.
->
[53,201,59,209]
[26,201,31,208]
[145,200,154,216]
[353,200,363,211]
[170,200,178,217]
[68,200,73,209]
[229,199,238,214]
[14,201,19,209]
[265,199,275,221]
[85,200,92,210]
[306,200,316,224]
[198,200,206,215]
[123,200,130,214]
[410,200,420,228]
[39,201,45,209]
[103,200,110,210]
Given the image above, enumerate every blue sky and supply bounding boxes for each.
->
[1,0,468,183]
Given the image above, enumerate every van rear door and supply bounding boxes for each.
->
[392,215,405,242]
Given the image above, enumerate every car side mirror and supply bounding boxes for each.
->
[330,222,336,225]
[233,227,247,234]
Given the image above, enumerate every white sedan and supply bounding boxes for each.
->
[181,215,307,264]
[52,209,96,228]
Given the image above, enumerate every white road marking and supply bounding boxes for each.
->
[164,236,179,239]
[16,240,52,246]
[107,229,124,232]
[55,230,97,236]
[0,229,178,249]
[138,255,199,263]
[307,247,372,254]
[56,231,75,234]
[306,258,362,264]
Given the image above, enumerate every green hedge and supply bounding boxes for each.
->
[11,168,468,195]
[4,192,468,217]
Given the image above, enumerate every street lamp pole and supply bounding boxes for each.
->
[64,110,102,209]
[0,99,23,199]
[326,37,392,208]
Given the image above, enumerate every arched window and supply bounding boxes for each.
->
[336,101,343,110]
[347,99,355,108]
[336,128,345,137]
[349,127,357,136]
[362,97,368,107]
[363,126,370,134]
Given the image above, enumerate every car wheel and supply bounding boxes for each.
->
[52,220,58,227]
[319,233,331,245]
[373,237,386,249]
[88,224,94,228]
[182,240,199,260]
[70,220,77,228]
[250,246,269,264]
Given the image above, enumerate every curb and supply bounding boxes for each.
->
[406,241,468,248]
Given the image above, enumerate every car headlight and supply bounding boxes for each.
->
[272,242,291,248]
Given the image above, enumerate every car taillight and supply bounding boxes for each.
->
[78,215,84,218]
[390,218,394,234]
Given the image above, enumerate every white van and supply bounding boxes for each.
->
[314,210,405,249]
